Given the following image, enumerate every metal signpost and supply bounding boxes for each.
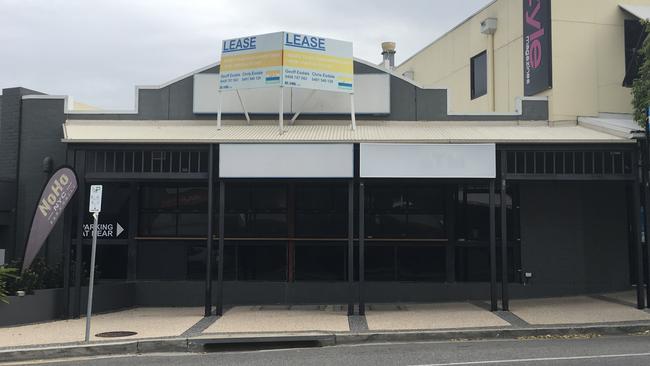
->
[85,185,102,342]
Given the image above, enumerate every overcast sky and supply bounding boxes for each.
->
[0,0,492,109]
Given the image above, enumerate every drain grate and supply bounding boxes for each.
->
[95,331,138,338]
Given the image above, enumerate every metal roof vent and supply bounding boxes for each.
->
[381,41,396,69]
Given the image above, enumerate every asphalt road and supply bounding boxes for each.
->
[23,334,650,366]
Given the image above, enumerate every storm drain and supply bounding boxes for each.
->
[95,331,138,338]
[201,340,322,353]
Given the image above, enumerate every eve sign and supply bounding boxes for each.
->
[523,0,552,96]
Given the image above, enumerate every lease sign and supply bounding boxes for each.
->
[219,32,353,94]
[523,0,552,96]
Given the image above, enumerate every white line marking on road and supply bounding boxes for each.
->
[408,352,650,366]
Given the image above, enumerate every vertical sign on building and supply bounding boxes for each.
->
[523,0,552,96]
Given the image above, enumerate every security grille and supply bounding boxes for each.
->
[504,150,633,178]
[85,150,208,174]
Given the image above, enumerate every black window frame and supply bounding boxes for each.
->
[470,50,488,100]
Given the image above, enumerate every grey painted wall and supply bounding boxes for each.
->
[66,61,549,122]
[14,98,67,265]
[519,181,631,297]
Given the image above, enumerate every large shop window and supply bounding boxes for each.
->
[139,185,208,237]
[364,183,447,282]
[225,183,287,237]
[454,184,520,282]
[366,184,445,239]
[470,51,488,99]
[76,183,131,280]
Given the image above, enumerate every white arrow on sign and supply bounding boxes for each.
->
[116,223,124,237]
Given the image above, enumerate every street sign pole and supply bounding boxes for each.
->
[85,185,102,342]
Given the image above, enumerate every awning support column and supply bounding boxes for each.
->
[347,180,354,316]
[204,145,215,317]
[632,148,646,309]
[216,180,226,316]
[73,150,86,318]
[489,179,498,311]
[500,151,509,311]
[358,181,365,316]
[643,138,650,308]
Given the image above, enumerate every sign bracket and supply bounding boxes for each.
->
[279,86,284,135]
[350,93,356,131]
[236,90,251,124]
[217,90,223,130]
[290,90,317,125]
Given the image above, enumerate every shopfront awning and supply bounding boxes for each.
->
[62,120,632,144]
[620,4,650,20]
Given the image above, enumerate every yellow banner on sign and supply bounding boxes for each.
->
[283,50,353,74]
[220,50,283,72]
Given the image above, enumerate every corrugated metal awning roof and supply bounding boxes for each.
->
[62,120,632,144]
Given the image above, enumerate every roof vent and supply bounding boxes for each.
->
[381,41,396,69]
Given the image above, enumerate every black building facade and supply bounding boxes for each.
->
[0,59,647,318]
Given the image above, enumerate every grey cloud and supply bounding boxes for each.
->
[0,0,492,109]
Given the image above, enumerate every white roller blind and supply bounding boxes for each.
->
[360,143,496,178]
[219,144,353,178]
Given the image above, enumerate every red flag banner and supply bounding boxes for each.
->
[22,166,78,273]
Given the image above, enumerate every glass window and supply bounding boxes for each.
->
[141,186,177,210]
[178,187,208,210]
[139,213,176,236]
[623,19,647,87]
[366,184,446,239]
[82,244,128,280]
[295,183,348,238]
[138,185,208,237]
[237,242,287,281]
[471,51,487,99]
[294,242,345,281]
[365,245,395,281]
[396,245,446,282]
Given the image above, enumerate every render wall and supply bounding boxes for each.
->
[396,0,649,122]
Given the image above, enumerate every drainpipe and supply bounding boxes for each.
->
[481,18,498,112]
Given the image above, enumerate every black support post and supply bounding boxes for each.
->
[358,181,365,316]
[489,179,498,311]
[500,151,509,311]
[445,184,456,283]
[73,150,86,318]
[641,116,650,307]
[347,180,354,315]
[62,147,75,319]
[216,180,226,316]
[127,182,138,281]
[204,145,214,317]
[632,148,646,309]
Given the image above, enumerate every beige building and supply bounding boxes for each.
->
[396,0,650,123]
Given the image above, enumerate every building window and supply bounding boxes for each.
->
[623,20,647,87]
[138,185,208,237]
[470,51,488,99]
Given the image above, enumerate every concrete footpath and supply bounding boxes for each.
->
[2,292,650,363]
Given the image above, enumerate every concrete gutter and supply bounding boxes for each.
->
[2,323,650,363]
